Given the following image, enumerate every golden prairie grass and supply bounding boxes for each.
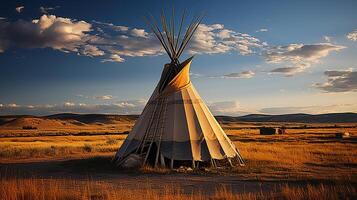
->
[223,126,356,181]
[233,135,357,181]
[0,177,356,200]
[0,125,356,199]
[0,121,133,137]
[237,141,357,166]
[0,135,125,159]
[0,177,197,200]
[279,184,357,200]
[0,126,356,182]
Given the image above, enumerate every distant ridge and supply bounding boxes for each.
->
[217,112,357,123]
[1,112,357,125]
[46,113,138,124]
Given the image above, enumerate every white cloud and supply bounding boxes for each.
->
[347,30,357,41]
[92,20,129,32]
[130,28,148,38]
[313,68,357,92]
[95,95,113,100]
[265,43,346,75]
[0,15,92,54]
[0,100,147,115]
[75,94,89,99]
[0,15,164,61]
[222,70,255,79]
[265,43,345,63]
[270,67,303,75]
[0,15,269,62]
[77,20,162,58]
[80,45,104,57]
[189,72,204,78]
[105,35,162,57]
[260,104,357,115]
[209,101,241,116]
[256,28,268,32]
[191,70,256,79]
[8,103,18,108]
[101,54,125,62]
[188,24,264,55]
[208,101,255,116]
[323,36,331,42]
[16,6,24,13]
[4,100,354,116]
[0,100,257,116]
[64,102,75,106]
[115,102,136,108]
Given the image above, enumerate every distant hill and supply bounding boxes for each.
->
[1,116,66,129]
[0,113,139,129]
[216,113,357,123]
[1,112,356,137]
[46,113,138,124]
[0,115,35,126]
[0,113,138,137]
[1,113,356,129]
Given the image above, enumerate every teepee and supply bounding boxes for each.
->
[114,12,244,169]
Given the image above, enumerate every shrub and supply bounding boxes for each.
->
[83,144,92,152]
[105,137,118,145]
[22,126,37,130]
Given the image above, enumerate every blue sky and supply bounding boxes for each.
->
[0,0,356,115]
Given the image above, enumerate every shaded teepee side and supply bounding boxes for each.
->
[114,11,244,168]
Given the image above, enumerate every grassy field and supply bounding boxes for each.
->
[0,135,125,161]
[1,177,355,200]
[1,125,356,181]
[0,122,356,199]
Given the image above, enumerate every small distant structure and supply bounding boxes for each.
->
[277,127,286,135]
[259,127,276,135]
[336,132,350,139]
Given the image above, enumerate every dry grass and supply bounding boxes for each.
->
[0,177,200,200]
[0,135,125,160]
[1,126,356,182]
[0,122,356,200]
[279,184,357,200]
[228,127,357,181]
[0,118,133,137]
[0,177,355,200]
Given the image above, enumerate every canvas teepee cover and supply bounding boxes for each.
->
[114,12,244,168]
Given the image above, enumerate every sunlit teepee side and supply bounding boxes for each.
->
[114,11,244,169]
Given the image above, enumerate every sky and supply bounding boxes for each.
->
[0,0,357,116]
